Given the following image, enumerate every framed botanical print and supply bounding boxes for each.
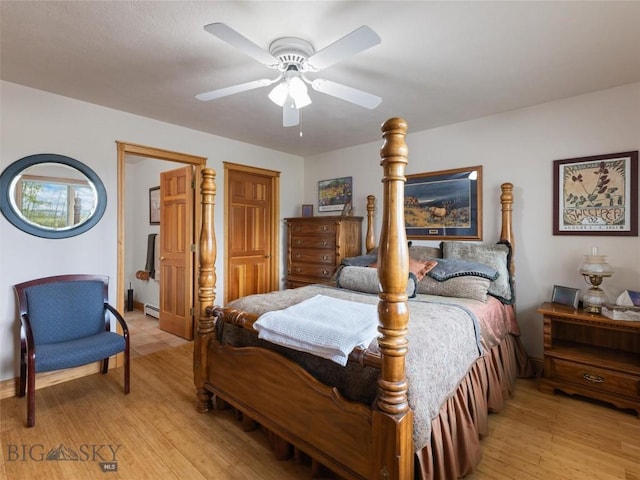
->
[553,151,638,236]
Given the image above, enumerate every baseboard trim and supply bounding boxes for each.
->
[0,362,103,400]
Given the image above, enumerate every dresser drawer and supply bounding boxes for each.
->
[290,248,335,265]
[289,222,337,235]
[290,235,336,249]
[289,263,336,280]
[550,357,640,397]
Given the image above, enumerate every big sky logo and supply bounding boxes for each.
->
[7,443,121,472]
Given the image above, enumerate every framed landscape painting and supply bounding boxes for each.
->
[318,176,352,212]
[404,166,482,240]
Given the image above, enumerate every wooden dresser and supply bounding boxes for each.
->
[285,216,363,288]
[538,302,640,415]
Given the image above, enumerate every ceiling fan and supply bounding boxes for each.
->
[196,23,382,127]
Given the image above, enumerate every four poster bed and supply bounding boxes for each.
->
[193,117,532,479]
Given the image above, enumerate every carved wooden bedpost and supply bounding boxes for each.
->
[373,117,414,480]
[194,167,217,412]
[500,182,515,278]
[366,194,376,253]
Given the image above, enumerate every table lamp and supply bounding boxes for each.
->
[579,247,614,314]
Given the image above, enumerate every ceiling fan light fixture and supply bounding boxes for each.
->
[268,76,311,109]
[268,82,288,106]
[199,23,382,127]
[289,77,311,108]
[294,90,312,109]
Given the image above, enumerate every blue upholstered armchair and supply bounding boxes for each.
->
[13,274,130,427]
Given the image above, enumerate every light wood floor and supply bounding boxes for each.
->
[1,343,638,480]
[124,309,190,358]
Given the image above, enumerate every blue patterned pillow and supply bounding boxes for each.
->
[427,257,498,282]
[441,241,514,304]
[336,266,417,298]
[341,253,378,267]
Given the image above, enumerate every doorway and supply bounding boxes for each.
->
[224,162,280,303]
[116,142,207,353]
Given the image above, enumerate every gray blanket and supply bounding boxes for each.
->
[225,285,482,451]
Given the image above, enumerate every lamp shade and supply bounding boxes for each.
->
[288,77,311,108]
[268,83,288,107]
[578,248,613,277]
[268,73,312,109]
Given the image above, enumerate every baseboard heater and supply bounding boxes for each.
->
[144,303,160,319]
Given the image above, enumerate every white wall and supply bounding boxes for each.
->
[0,81,304,381]
[304,83,640,359]
[2,80,638,380]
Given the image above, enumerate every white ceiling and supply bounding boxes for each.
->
[2,1,639,157]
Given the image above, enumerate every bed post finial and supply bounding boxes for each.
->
[373,117,414,479]
[194,167,217,412]
[365,195,376,253]
[500,182,515,278]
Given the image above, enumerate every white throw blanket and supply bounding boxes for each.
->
[253,294,380,366]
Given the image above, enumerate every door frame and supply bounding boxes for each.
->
[223,162,280,304]
[116,142,207,352]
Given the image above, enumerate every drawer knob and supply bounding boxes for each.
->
[322,255,330,261]
[322,241,328,246]
[322,270,329,275]
[583,373,604,384]
[322,225,328,230]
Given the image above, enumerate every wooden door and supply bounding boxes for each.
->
[225,163,279,303]
[159,166,194,339]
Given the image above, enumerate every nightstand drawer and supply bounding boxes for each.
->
[550,358,640,397]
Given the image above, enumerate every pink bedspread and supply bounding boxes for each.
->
[423,295,520,351]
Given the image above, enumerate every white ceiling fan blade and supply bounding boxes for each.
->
[305,26,381,72]
[282,96,300,127]
[204,23,279,67]
[196,78,275,101]
[311,79,382,109]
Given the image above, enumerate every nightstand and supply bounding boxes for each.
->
[538,302,640,415]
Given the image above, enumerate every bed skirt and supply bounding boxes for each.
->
[417,333,533,480]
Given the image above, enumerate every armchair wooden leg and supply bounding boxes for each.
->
[19,352,26,398]
[101,357,109,374]
[124,349,130,394]
[26,357,35,428]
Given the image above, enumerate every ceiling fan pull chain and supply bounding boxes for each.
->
[299,111,304,138]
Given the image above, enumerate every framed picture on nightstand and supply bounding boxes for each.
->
[551,285,580,308]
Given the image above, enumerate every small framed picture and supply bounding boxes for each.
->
[551,285,580,308]
[149,186,160,225]
[301,204,313,217]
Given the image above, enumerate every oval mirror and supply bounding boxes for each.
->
[0,154,107,239]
